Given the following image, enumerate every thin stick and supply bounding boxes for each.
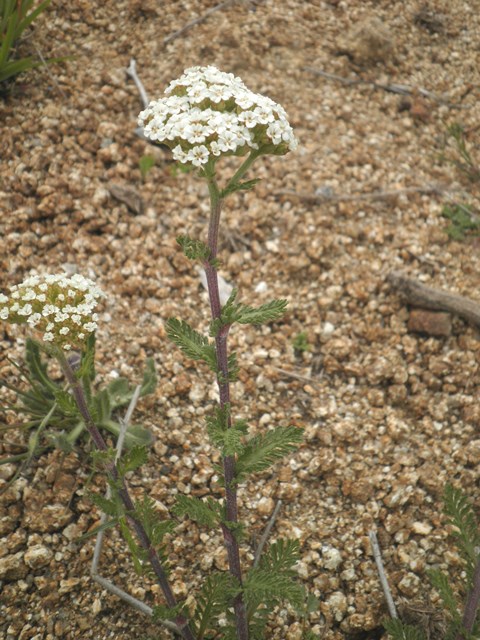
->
[277,184,449,204]
[163,0,237,45]
[253,500,282,568]
[304,66,456,105]
[272,367,320,388]
[369,530,397,619]
[126,58,150,108]
[32,43,67,98]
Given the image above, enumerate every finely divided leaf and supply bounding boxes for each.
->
[221,178,261,198]
[384,618,427,640]
[166,318,217,372]
[118,445,148,476]
[90,492,121,518]
[173,495,223,528]
[220,289,287,327]
[444,484,480,577]
[153,602,189,623]
[177,235,211,262]
[193,573,241,639]
[236,426,303,480]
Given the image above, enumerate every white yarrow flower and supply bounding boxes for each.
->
[0,273,104,350]
[138,65,297,167]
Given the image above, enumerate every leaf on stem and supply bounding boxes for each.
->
[172,495,224,529]
[206,406,248,456]
[166,318,217,372]
[383,618,427,640]
[117,444,148,476]
[177,235,212,263]
[219,289,288,327]
[427,569,460,624]
[193,573,241,639]
[236,426,303,481]
[244,539,304,631]
[443,484,480,579]
[220,178,261,198]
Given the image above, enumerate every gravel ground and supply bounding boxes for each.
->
[1,1,480,639]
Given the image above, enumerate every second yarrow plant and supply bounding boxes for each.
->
[0,66,313,639]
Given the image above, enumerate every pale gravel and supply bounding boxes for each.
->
[0,1,480,639]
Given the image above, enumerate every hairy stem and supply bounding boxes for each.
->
[58,352,196,640]
[457,555,480,640]
[204,174,249,640]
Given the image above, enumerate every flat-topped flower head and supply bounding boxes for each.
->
[138,65,297,168]
[0,273,105,351]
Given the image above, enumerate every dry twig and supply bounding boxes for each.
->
[387,271,480,328]
[304,66,456,105]
[163,0,238,45]
[369,530,397,619]
[126,58,150,108]
[277,184,449,204]
[253,500,283,568]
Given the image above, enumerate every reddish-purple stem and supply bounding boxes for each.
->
[204,178,249,640]
[456,556,480,640]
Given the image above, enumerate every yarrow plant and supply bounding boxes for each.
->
[1,67,317,640]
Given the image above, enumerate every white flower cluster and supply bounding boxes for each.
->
[138,66,297,167]
[0,273,104,351]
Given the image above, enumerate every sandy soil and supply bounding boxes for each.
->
[1,1,480,639]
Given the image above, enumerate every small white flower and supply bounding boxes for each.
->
[22,289,36,301]
[0,308,8,319]
[83,322,98,332]
[42,305,56,317]
[43,332,54,342]
[59,326,70,335]
[63,344,72,351]
[18,304,33,316]
[0,294,8,303]
[27,313,42,327]
[187,145,210,166]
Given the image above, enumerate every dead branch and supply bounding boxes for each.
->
[304,66,457,105]
[163,0,238,45]
[369,531,398,619]
[277,184,449,204]
[387,271,480,328]
[126,58,149,108]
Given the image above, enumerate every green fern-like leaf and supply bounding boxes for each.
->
[384,618,427,640]
[243,537,304,636]
[152,601,189,623]
[173,495,223,528]
[236,426,303,480]
[177,235,212,262]
[166,318,217,371]
[206,406,248,456]
[220,178,261,198]
[89,492,122,518]
[428,568,461,623]
[444,484,480,579]
[193,573,241,639]
[117,445,148,476]
[133,494,174,550]
[219,289,287,327]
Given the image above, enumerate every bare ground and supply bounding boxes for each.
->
[1,1,480,639]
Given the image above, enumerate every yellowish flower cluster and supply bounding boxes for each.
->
[0,273,104,350]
